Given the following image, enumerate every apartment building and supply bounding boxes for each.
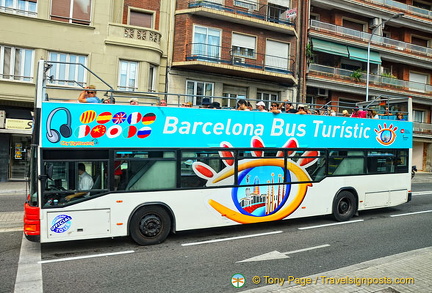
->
[0,0,171,181]
[169,0,301,108]
[305,0,432,171]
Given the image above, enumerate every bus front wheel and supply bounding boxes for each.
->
[130,206,171,245]
[332,191,357,222]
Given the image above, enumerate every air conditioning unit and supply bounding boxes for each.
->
[233,57,246,64]
[369,18,380,29]
[317,88,328,97]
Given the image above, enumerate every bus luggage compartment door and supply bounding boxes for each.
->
[47,209,111,239]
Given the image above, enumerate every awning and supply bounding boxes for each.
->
[311,39,349,57]
[348,46,382,64]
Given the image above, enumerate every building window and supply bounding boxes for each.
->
[192,25,221,61]
[234,0,258,10]
[129,10,153,28]
[257,90,279,104]
[186,80,214,106]
[409,72,428,92]
[223,85,247,108]
[48,52,87,86]
[413,110,425,123]
[51,0,91,25]
[118,60,138,91]
[148,65,156,92]
[0,0,37,16]
[232,33,256,58]
[265,40,289,71]
[0,45,34,82]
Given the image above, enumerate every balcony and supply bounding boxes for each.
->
[414,122,432,138]
[179,1,296,35]
[173,43,296,84]
[310,20,432,58]
[308,63,432,96]
[369,0,432,18]
[105,23,162,53]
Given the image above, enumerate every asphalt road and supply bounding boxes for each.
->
[1,181,431,293]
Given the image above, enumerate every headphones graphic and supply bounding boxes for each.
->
[46,107,72,143]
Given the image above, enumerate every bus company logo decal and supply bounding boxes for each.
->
[50,214,73,233]
[375,123,397,146]
[193,137,318,224]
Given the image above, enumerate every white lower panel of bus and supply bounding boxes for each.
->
[46,209,110,240]
[363,189,407,209]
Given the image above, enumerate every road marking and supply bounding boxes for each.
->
[14,234,43,293]
[237,244,330,263]
[182,230,283,246]
[0,227,22,233]
[39,250,135,264]
[298,219,364,230]
[390,209,432,218]
[411,191,432,196]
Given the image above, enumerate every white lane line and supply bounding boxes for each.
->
[390,209,432,218]
[282,244,330,255]
[182,230,283,247]
[14,234,43,293]
[411,191,432,196]
[298,219,364,230]
[39,250,135,264]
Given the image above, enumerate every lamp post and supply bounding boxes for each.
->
[365,13,404,101]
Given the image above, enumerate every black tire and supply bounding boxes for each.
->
[332,191,357,222]
[130,206,171,245]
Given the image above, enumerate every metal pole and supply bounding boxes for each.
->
[365,13,403,102]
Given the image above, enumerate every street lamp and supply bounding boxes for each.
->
[365,13,404,101]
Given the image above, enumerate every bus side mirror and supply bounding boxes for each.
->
[39,164,53,181]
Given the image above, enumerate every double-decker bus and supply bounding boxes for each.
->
[24,61,413,245]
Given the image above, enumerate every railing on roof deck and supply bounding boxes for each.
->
[309,63,432,94]
[310,20,432,57]
[187,0,295,26]
[370,0,432,18]
[184,43,295,76]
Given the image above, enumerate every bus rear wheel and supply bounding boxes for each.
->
[333,191,357,222]
[130,206,171,245]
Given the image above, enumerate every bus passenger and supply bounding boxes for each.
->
[77,85,101,103]
[256,101,267,112]
[237,99,250,111]
[342,110,350,117]
[129,98,139,105]
[350,107,367,118]
[284,101,298,113]
[367,109,379,119]
[296,104,307,114]
[201,98,212,108]
[102,97,115,104]
[269,102,281,113]
[396,113,406,121]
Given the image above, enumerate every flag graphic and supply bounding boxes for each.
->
[97,112,112,124]
[127,112,142,125]
[90,125,107,138]
[80,110,96,124]
[137,127,152,138]
[124,126,137,138]
[112,112,127,124]
[106,125,122,138]
[75,125,90,138]
[142,113,156,125]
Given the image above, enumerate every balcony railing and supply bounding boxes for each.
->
[184,43,294,75]
[370,0,432,18]
[310,20,432,57]
[309,63,432,94]
[414,122,432,133]
[188,0,294,26]
[107,23,161,45]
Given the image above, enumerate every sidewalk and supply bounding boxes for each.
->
[0,181,27,232]
[243,246,432,293]
[0,181,28,196]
